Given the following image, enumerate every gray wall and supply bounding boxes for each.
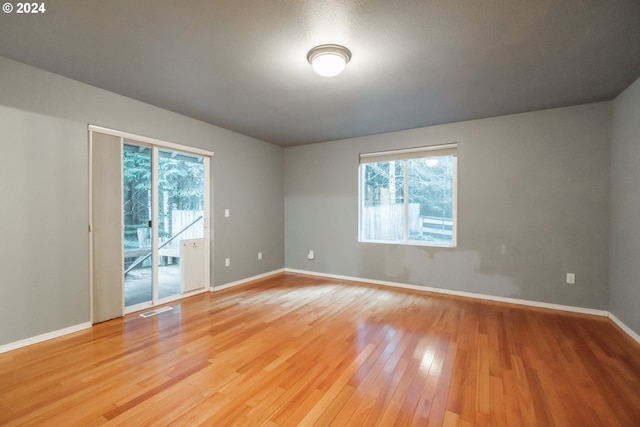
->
[2,52,636,346]
[610,77,640,334]
[0,57,284,346]
[285,103,611,309]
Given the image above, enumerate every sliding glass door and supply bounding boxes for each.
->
[157,149,205,299]
[123,144,153,308]
[91,126,212,322]
[123,143,208,313]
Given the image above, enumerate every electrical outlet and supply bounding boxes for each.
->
[307,250,314,260]
[224,209,230,218]
[566,273,575,284]
[225,258,230,267]
[258,252,262,260]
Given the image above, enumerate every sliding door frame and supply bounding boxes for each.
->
[89,125,213,322]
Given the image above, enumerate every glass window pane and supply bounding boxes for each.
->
[361,160,405,241]
[158,150,205,299]
[407,155,454,244]
[123,144,153,307]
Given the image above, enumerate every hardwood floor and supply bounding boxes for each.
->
[1,272,640,426]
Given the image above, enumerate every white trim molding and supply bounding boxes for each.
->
[0,322,92,354]
[3,270,639,354]
[284,268,609,317]
[88,125,214,157]
[285,269,640,344]
[609,313,640,345]
[212,269,285,292]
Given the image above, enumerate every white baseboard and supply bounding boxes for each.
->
[0,322,92,354]
[3,270,638,354]
[284,268,609,317]
[285,269,640,344]
[609,313,640,345]
[212,269,285,292]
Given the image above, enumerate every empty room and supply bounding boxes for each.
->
[1,1,640,426]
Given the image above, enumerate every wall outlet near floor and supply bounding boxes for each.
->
[307,250,314,260]
[258,252,262,260]
[566,273,575,284]
[225,258,231,267]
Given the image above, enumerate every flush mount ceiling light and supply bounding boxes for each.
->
[307,44,352,77]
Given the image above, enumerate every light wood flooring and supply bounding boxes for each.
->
[1,273,640,426]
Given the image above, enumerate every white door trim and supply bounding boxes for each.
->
[88,125,214,158]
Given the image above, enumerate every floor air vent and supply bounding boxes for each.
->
[139,306,174,318]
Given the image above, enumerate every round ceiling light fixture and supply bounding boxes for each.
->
[307,44,352,77]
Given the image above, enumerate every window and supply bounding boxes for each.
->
[359,144,457,247]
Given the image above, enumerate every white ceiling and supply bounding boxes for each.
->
[1,1,639,146]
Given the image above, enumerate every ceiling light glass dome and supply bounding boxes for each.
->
[307,44,352,77]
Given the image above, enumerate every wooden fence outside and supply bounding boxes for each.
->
[361,203,452,241]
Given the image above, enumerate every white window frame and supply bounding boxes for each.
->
[358,143,458,247]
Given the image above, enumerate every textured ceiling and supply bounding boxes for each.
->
[1,0,639,146]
